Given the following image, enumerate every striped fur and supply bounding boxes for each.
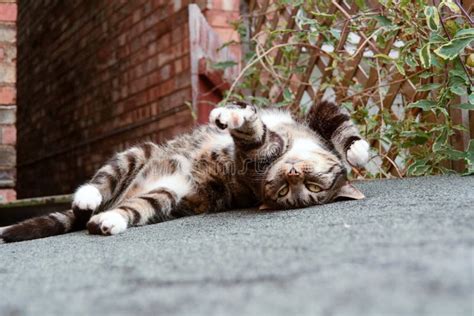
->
[306,101,369,167]
[0,210,86,242]
[1,101,370,242]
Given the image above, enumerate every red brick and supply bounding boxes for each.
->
[1,125,15,145]
[0,145,15,167]
[15,0,240,198]
[0,189,16,203]
[0,107,15,124]
[0,3,17,22]
[205,10,239,28]
[159,63,172,81]
[213,26,240,43]
[0,1,16,199]
[209,0,239,11]
[157,33,171,51]
[174,58,183,74]
[160,78,176,96]
[0,61,15,83]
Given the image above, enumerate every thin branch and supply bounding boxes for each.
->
[223,43,330,103]
[338,70,425,103]
[375,153,404,178]
[375,59,385,179]
[454,0,474,25]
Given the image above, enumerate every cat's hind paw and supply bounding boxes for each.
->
[210,105,256,130]
[347,139,370,168]
[87,211,128,236]
[73,184,102,212]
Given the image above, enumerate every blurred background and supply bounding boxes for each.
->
[0,0,472,202]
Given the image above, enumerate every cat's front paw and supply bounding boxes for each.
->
[347,139,370,168]
[209,105,256,130]
[87,211,128,236]
[73,184,103,211]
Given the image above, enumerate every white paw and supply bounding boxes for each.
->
[209,106,255,130]
[89,211,128,235]
[347,139,370,168]
[73,184,103,211]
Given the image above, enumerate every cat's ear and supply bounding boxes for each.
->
[334,182,365,201]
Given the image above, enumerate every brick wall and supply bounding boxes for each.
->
[202,0,241,60]
[0,0,16,202]
[17,0,197,198]
[16,0,240,198]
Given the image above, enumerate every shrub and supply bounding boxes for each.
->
[219,0,474,177]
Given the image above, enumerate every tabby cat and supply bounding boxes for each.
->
[0,101,370,242]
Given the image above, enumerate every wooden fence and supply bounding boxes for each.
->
[235,0,473,176]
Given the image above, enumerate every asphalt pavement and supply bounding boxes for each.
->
[0,176,473,316]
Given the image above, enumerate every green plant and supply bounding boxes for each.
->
[217,0,473,177]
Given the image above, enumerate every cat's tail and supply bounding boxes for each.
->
[0,209,90,243]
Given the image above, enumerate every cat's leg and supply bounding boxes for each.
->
[209,102,267,150]
[72,142,158,216]
[86,172,192,235]
[307,101,370,168]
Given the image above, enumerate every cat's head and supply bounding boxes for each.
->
[261,140,364,210]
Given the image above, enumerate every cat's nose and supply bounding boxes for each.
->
[288,167,300,177]
[287,167,302,184]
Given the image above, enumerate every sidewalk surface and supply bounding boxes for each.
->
[0,176,473,316]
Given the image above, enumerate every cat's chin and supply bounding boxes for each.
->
[258,203,274,211]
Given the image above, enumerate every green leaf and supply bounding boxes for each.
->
[454,28,474,39]
[433,130,448,152]
[419,71,434,79]
[401,130,430,145]
[406,54,418,68]
[283,88,293,101]
[419,43,431,68]
[249,96,270,107]
[374,15,393,27]
[407,159,430,176]
[434,36,474,60]
[438,106,449,117]
[450,84,467,96]
[439,0,461,13]
[373,53,392,61]
[417,83,442,91]
[341,101,353,111]
[329,28,341,40]
[453,124,469,132]
[408,100,437,111]
[469,92,474,104]
[424,6,440,31]
[453,103,474,110]
[211,60,237,70]
[394,62,406,76]
[355,0,366,10]
[429,33,447,44]
[310,12,336,20]
[449,64,468,82]
[445,148,467,160]
[464,139,474,176]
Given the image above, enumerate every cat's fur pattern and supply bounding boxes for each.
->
[1,101,370,242]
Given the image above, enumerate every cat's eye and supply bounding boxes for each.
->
[277,184,289,197]
[305,182,321,193]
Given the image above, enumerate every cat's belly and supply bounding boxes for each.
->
[177,178,259,215]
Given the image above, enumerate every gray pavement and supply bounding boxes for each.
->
[0,176,473,316]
